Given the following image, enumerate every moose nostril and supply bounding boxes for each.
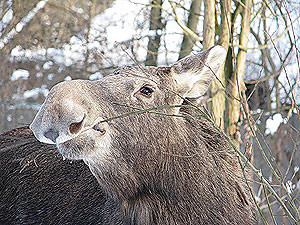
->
[44,129,59,143]
[69,116,85,134]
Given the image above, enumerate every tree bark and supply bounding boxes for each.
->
[84,0,97,78]
[178,0,202,59]
[218,0,232,132]
[228,0,252,146]
[202,0,215,48]
[145,0,164,66]
[219,0,231,49]
[203,0,227,130]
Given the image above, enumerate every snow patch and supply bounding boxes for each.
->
[36,72,43,77]
[254,196,261,203]
[35,64,40,70]
[265,113,283,135]
[7,115,12,122]
[23,85,49,99]
[58,67,64,73]
[0,0,48,49]
[43,61,53,70]
[64,76,72,81]
[89,72,103,80]
[2,9,13,25]
[23,88,41,99]
[47,73,54,80]
[10,69,30,81]
[286,180,295,194]
[91,0,147,43]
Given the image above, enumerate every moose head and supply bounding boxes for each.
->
[30,46,255,224]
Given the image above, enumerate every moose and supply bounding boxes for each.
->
[1,46,256,224]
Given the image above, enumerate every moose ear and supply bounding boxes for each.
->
[171,45,227,98]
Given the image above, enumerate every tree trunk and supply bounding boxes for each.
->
[178,0,202,59]
[145,0,164,66]
[219,0,233,133]
[219,0,231,49]
[227,0,252,146]
[202,0,215,48]
[204,0,227,130]
[85,0,97,78]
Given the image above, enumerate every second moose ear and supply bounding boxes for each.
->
[171,45,227,98]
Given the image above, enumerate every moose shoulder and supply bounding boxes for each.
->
[2,46,256,224]
[0,127,124,224]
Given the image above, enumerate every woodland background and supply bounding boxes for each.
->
[0,0,299,224]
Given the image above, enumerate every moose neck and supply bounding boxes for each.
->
[83,114,254,224]
[121,186,178,225]
[87,161,204,225]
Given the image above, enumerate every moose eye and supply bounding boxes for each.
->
[138,86,154,98]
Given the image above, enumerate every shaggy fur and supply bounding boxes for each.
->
[5,46,256,224]
[0,127,124,225]
[81,68,256,225]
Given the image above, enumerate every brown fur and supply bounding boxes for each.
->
[17,47,256,224]
[0,127,124,225]
[83,74,256,224]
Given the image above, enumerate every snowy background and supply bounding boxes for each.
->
[0,1,299,223]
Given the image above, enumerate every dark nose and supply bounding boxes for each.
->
[44,129,59,143]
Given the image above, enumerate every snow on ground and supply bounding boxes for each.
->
[64,76,72,81]
[43,61,53,70]
[91,1,142,43]
[0,0,13,36]
[10,69,30,81]
[7,0,299,114]
[23,88,41,99]
[6,0,144,73]
[23,84,49,99]
[285,180,296,194]
[265,113,284,135]
[89,72,103,80]
[10,42,86,67]
[1,8,13,27]
[8,0,193,68]
[0,0,48,49]
[47,73,54,80]
[90,0,150,66]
